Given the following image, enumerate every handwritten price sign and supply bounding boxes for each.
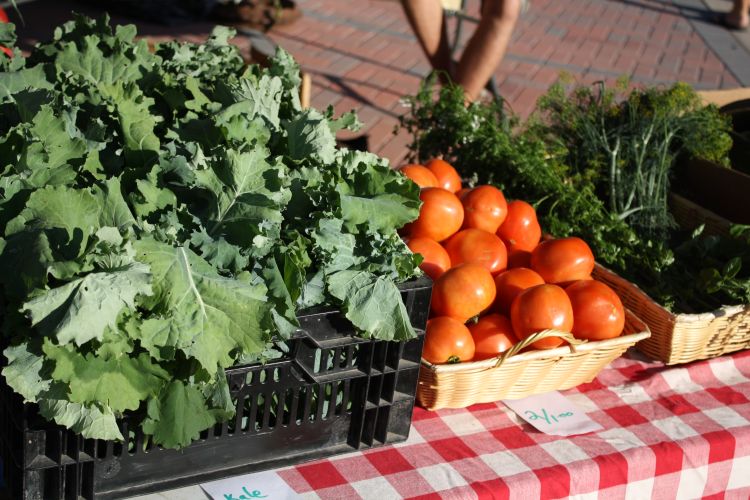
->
[201,471,299,500]
[504,392,603,436]
[525,409,575,425]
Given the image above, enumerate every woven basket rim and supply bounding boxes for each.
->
[674,304,747,323]
[421,309,650,374]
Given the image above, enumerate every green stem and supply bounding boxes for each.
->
[609,136,620,214]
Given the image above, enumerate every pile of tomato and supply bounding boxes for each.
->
[398,159,626,365]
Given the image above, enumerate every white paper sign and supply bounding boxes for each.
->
[200,470,300,500]
[503,391,604,436]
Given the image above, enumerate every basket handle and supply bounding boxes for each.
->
[492,330,585,368]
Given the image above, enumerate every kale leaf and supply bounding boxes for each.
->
[0,16,421,448]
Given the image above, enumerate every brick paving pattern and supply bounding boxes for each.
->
[10,0,749,166]
[268,0,745,165]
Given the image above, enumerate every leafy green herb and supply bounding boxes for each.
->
[672,224,750,307]
[532,78,732,237]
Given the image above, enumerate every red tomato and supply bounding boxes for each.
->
[0,46,11,57]
[565,280,625,340]
[530,237,595,285]
[431,263,497,321]
[461,185,508,233]
[469,314,517,360]
[493,267,545,314]
[443,229,507,275]
[406,237,451,280]
[496,200,541,254]
[406,188,464,242]
[425,158,462,193]
[423,316,475,364]
[398,164,439,188]
[456,187,472,200]
[469,313,511,336]
[507,250,532,269]
[510,284,573,349]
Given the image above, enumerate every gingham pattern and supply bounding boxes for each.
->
[273,349,750,499]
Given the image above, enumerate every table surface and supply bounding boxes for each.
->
[135,348,750,500]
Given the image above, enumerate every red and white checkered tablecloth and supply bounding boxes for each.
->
[270,349,750,499]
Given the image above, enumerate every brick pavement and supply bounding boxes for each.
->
[267,0,747,165]
[9,0,749,166]
[690,0,750,85]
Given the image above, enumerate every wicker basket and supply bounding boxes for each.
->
[417,310,650,410]
[595,193,750,364]
[592,264,750,365]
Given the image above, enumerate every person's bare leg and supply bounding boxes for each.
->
[454,0,520,101]
[400,0,452,75]
[726,0,749,29]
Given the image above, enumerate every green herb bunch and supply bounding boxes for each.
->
[533,78,732,238]
[670,224,750,309]
[0,16,422,448]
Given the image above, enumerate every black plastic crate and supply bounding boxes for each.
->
[0,277,432,499]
